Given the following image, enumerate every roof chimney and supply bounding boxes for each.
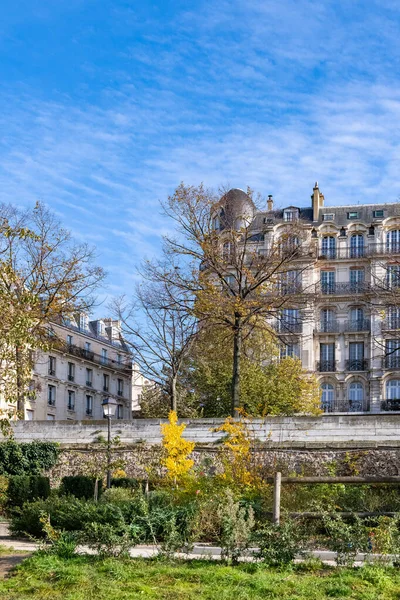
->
[267,194,274,211]
[312,182,322,221]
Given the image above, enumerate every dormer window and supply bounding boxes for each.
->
[323,214,334,221]
[347,211,358,220]
[283,208,299,222]
[373,210,384,219]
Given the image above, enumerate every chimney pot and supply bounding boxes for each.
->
[267,195,274,211]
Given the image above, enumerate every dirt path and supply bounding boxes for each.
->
[0,553,31,579]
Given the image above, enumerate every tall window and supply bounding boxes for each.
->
[283,209,298,222]
[349,268,364,291]
[79,314,88,330]
[67,334,73,346]
[280,270,301,293]
[48,356,56,376]
[86,395,93,415]
[103,373,109,392]
[280,343,300,359]
[350,234,364,258]
[321,270,335,294]
[387,306,400,329]
[48,385,56,406]
[117,353,122,365]
[321,236,336,259]
[348,382,364,412]
[117,404,123,419]
[320,308,335,332]
[280,308,300,332]
[320,343,335,371]
[386,265,400,289]
[349,307,365,331]
[348,342,365,371]
[101,348,108,365]
[117,379,124,396]
[321,383,334,412]
[86,368,93,387]
[385,339,400,368]
[67,390,75,411]
[387,380,400,400]
[386,230,400,252]
[67,362,75,382]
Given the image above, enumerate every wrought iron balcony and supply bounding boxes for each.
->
[345,359,368,371]
[369,243,400,256]
[47,399,56,406]
[103,385,109,392]
[381,399,400,411]
[314,321,339,333]
[343,319,371,332]
[67,404,75,411]
[317,282,371,295]
[62,343,132,372]
[275,321,303,334]
[117,390,124,397]
[86,408,93,415]
[68,374,74,382]
[317,360,337,372]
[48,369,56,376]
[383,356,400,370]
[318,247,367,260]
[86,381,93,387]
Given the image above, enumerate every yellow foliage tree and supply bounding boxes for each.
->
[215,415,259,487]
[161,411,195,483]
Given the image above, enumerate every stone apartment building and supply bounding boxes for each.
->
[23,316,142,421]
[219,185,400,414]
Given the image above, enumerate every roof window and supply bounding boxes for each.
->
[373,210,384,218]
[347,211,358,220]
[323,214,334,221]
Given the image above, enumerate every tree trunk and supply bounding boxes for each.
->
[171,374,178,413]
[231,314,242,417]
[15,346,24,415]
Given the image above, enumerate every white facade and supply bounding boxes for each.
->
[222,185,400,414]
[23,318,138,421]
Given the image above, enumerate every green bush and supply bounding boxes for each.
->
[7,475,50,509]
[61,476,102,500]
[255,520,304,567]
[10,496,126,538]
[323,514,369,566]
[0,441,59,476]
[110,477,139,489]
[80,522,134,558]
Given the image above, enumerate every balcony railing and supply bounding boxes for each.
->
[48,369,56,376]
[68,374,74,382]
[103,385,109,392]
[67,404,75,411]
[86,381,93,387]
[317,244,400,260]
[48,399,56,406]
[382,399,400,411]
[117,390,124,397]
[314,321,339,333]
[61,343,132,372]
[275,321,303,334]
[343,319,371,332]
[317,282,371,295]
[345,359,368,371]
[86,408,93,416]
[383,356,400,370]
[317,360,336,372]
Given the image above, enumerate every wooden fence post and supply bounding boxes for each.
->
[272,471,281,525]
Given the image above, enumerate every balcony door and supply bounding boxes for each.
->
[321,383,334,412]
[322,236,336,259]
[350,307,364,331]
[349,268,364,292]
[320,343,335,371]
[349,342,364,371]
[320,308,335,332]
[348,382,364,412]
[386,339,400,368]
[321,270,335,294]
[388,306,400,329]
[386,230,400,252]
[350,234,364,258]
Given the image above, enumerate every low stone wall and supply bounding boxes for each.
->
[5,413,400,448]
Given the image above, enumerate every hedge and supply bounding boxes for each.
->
[0,441,59,476]
[7,475,51,508]
[61,476,103,500]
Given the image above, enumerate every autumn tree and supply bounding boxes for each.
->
[148,184,313,416]
[0,202,105,418]
[114,280,197,413]
[182,325,320,417]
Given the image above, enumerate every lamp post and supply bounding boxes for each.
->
[101,397,118,489]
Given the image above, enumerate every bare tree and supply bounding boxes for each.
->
[147,183,314,416]
[114,281,197,413]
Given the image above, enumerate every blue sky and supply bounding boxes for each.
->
[1,0,400,310]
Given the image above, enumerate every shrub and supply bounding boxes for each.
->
[217,489,254,564]
[80,522,134,558]
[39,513,79,558]
[323,514,369,566]
[10,496,126,538]
[7,475,50,509]
[255,519,304,567]
[0,476,8,514]
[61,476,103,500]
[101,487,135,503]
[0,441,59,476]
[110,477,139,489]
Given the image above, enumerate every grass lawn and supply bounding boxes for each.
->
[0,553,400,599]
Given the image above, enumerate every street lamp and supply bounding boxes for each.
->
[102,397,118,488]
